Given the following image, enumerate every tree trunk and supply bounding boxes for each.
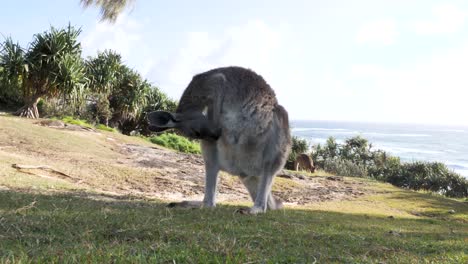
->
[14,95,41,119]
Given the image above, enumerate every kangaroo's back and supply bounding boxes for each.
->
[177,67,281,140]
[295,153,315,173]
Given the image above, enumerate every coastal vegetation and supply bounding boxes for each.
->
[311,136,468,198]
[0,25,176,135]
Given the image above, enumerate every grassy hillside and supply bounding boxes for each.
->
[0,116,467,263]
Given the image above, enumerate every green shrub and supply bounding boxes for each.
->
[287,136,309,163]
[309,135,468,198]
[95,124,116,132]
[384,161,468,198]
[61,116,94,129]
[284,136,310,170]
[323,158,368,177]
[313,137,340,168]
[367,155,402,181]
[149,133,201,154]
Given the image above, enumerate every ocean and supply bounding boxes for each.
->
[290,120,468,178]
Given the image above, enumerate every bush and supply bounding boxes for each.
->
[39,98,82,118]
[287,136,309,163]
[389,162,468,198]
[285,136,310,170]
[313,137,340,168]
[149,133,201,154]
[61,116,94,129]
[309,135,468,198]
[323,158,368,177]
[367,155,402,181]
[95,124,116,132]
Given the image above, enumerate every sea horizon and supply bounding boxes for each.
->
[291,119,468,129]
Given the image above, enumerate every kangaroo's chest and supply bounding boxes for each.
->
[216,139,263,177]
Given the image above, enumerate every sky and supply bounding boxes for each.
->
[1,0,467,126]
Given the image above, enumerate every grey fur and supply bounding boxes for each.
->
[148,66,291,214]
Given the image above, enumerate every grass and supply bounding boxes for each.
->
[0,115,467,263]
[0,116,157,192]
[60,116,94,129]
[149,133,201,154]
[51,116,116,132]
[0,189,466,263]
[96,124,116,132]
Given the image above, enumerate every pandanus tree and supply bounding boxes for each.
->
[14,25,87,118]
[137,86,177,135]
[85,50,175,133]
[86,50,122,94]
[109,66,150,133]
[144,87,177,113]
[85,50,122,125]
[0,38,26,107]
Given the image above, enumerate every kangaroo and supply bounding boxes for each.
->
[294,153,315,173]
[148,66,291,214]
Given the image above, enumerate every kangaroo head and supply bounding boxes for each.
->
[147,111,178,132]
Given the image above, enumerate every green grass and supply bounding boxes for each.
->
[0,189,466,263]
[149,133,201,154]
[60,116,94,129]
[96,124,116,132]
[57,116,116,132]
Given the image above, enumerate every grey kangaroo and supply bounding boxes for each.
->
[148,66,291,214]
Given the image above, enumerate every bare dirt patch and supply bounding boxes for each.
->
[2,116,372,207]
[115,143,371,206]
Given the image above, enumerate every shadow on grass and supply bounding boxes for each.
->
[385,190,468,216]
[0,189,467,263]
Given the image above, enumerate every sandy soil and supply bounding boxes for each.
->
[116,143,370,206]
[5,119,372,207]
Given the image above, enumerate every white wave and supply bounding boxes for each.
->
[446,163,468,170]
[436,129,466,133]
[291,127,350,132]
[299,137,345,145]
[453,168,468,177]
[363,132,431,137]
[378,146,443,155]
[293,128,431,138]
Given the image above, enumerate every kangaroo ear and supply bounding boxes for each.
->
[147,111,177,132]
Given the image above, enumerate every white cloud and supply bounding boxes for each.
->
[413,4,467,35]
[349,42,468,125]
[350,64,389,79]
[81,15,142,57]
[80,15,155,76]
[148,20,284,100]
[355,19,398,46]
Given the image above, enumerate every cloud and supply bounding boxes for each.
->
[147,20,284,99]
[350,64,389,79]
[80,15,155,76]
[355,19,398,46]
[349,42,468,125]
[412,4,467,35]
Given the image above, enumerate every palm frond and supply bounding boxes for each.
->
[80,0,135,22]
